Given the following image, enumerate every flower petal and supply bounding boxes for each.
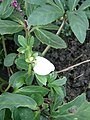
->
[33,56,55,75]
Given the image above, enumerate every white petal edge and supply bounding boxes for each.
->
[33,56,55,75]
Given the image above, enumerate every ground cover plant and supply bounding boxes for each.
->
[0,0,90,120]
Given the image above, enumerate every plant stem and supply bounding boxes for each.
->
[4,84,11,92]
[2,36,10,77]
[42,20,65,56]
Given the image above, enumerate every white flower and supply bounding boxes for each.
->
[33,56,55,75]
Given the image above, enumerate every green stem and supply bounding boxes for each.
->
[2,36,10,77]
[4,84,11,92]
[42,19,65,56]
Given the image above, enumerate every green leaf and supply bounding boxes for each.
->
[0,93,37,110]
[31,94,44,106]
[0,0,14,19]
[9,11,24,25]
[34,29,67,49]
[50,77,67,87]
[18,35,27,47]
[18,107,34,120]
[52,94,90,120]
[47,72,58,83]
[15,57,28,70]
[0,20,23,35]
[4,109,12,120]
[28,5,64,26]
[67,11,89,43]
[38,24,59,30]
[12,108,20,120]
[79,0,90,10]
[35,74,47,85]
[24,0,51,5]
[0,109,5,120]
[68,0,79,11]
[25,2,34,17]
[86,10,90,19]
[53,86,64,96]
[40,115,48,120]
[9,71,26,89]
[4,53,17,67]
[54,0,65,13]
[15,86,49,96]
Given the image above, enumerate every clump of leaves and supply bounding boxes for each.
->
[0,0,90,119]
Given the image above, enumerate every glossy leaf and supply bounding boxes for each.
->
[35,29,67,49]
[68,0,79,11]
[68,11,89,43]
[15,86,49,96]
[9,71,26,89]
[0,92,37,110]
[28,5,64,26]
[79,0,90,10]
[0,20,23,35]
[4,53,17,67]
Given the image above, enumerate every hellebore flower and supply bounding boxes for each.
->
[33,56,55,75]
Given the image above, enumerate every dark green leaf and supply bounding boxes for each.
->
[31,94,44,106]
[4,109,12,120]
[4,53,17,67]
[15,86,49,96]
[28,5,64,26]
[0,20,23,35]
[9,71,26,89]
[15,58,28,70]
[35,29,67,48]
[0,92,37,110]
[68,11,89,43]
[0,109,5,120]
[18,107,34,120]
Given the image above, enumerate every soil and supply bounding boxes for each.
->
[0,31,90,102]
[35,30,90,102]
